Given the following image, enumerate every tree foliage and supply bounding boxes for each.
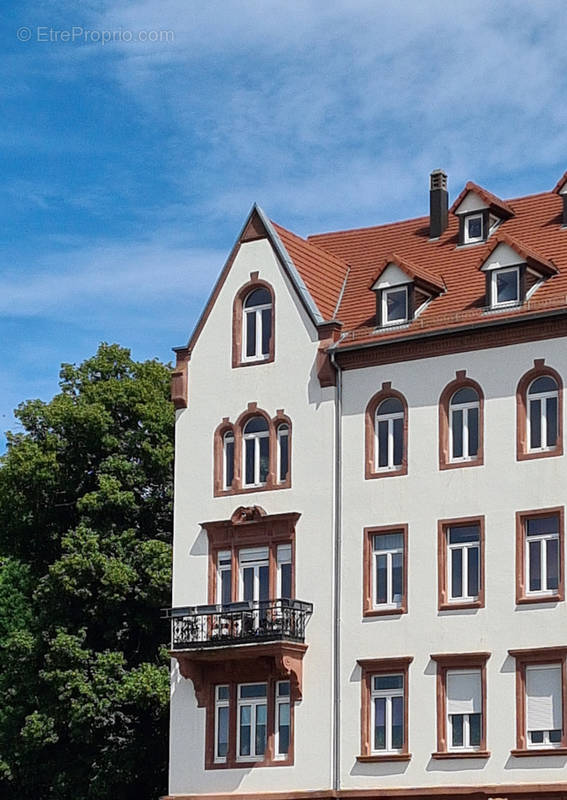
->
[0,344,174,799]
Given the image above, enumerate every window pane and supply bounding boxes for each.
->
[240,706,251,756]
[377,420,389,468]
[377,398,403,415]
[547,537,559,591]
[259,565,269,602]
[529,376,557,394]
[529,539,542,592]
[245,439,255,485]
[243,567,254,602]
[530,730,544,744]
[550,729,562,743]
[467,545,479,598]
[451,387,478,405]
[451,714,464,747]
[467,216,482,239]
[393,417,404,466]
[468,407,479,457]
[259,436,269,483]
[244,288,271,307]
[221,568,232,605]
[261,308,271,355]
[278,702,290,754]
[373,675,403,691]
[246,311,256,357]
[244,417,269,434]
[374,697,386,750]
[375,554,388,605]
[470,713,482,747]
[385,288,407,322]
[240,684,267,698]
[451,548,463,598]
[530,398,542,449]
[225,440,234,487]
[218,685,229,700]
[256,704,267,756]
[278,681,290,697]
[279,431,289,481]
[392,551,403,603]
[496,269,518,303]
[280,562,292,599]
[217,706,229,757]
[391,696,404,749]
[527,516,559,536]
[449,526,479,544]
[373,533,404,551]
[546,396,558,447]
[452,409,464,458]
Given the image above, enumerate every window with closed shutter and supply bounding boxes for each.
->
[526,664,563,747]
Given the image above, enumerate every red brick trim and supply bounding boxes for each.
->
[430,652,490,757]
[171,347,190,409]
[362,525,408,617]
[438,371,484,470]
[357,657,412,761]
[365,383,408,479]
[516,360,563,461]
[516,507,565,605]
[508,646,567,754]
[232,276,275,369]
[438,516,485,611]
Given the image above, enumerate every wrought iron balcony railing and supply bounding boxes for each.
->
[164,598,313,650]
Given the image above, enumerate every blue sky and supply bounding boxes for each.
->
[3,0,567,447]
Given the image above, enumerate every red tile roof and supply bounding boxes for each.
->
[271,187,567,348]
[370,253,445,294]
[450,181,515,218]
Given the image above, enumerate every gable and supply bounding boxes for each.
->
[454,191,488,215]
[371,263,412,290]
[480,243,523,271]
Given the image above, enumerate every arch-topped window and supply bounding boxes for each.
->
[439,373,484,470]
[243,417,270,487]
[365,384,408,479]
[517,362,563,460]
[233,278,275,367]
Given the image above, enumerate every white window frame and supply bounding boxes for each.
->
[276,543,292,599]
[274,680,291,760]
[243,294,272,362]
[525,517,560,597]
[527,380,559,453]
[372,534,404,610]
[525,663,563,749]
[448,527,480,604]
[223,430,235,490]
[446,669,482,752]
[463,213,484,244]
[491,266,520,308]
[217,550,232,605]
[375,402,404,471]
[214,685,230,763]
[449,393,479,463]
[277,423,289,483]
[238,547,270,603]
[242,421,270,487]
[236,683,268,761]
[370,674,404,754]
[381,286,408,326]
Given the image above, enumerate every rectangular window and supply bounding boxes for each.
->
[373,533,404,609]
[438,517,484,610]
[371,674,404,753]
[516,508,564,604]
[275,681,290,758]
[217,551,232,606]
[237,683,267,760]
[526,665,563,748]
[277,544,292,599]
[277,425,289,483]
[215,685,230,762]
[464,213,484,244]
[447,669,482,751]
[491,266,520,307]
[381,286,408,325]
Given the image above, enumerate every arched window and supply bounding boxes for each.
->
[243,288,272,362]
[223,430,235,490]
[439,373,484,470]
[375,398,405,471]
[277,423,290,483]
[527,376,559,452]
[243,417,270,487]
[449,387,480,462]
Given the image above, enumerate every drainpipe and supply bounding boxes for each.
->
[329,348,342,794]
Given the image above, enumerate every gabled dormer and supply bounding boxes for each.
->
[478,233,557,310]
[451,182,515,246]
[370,254,444,328]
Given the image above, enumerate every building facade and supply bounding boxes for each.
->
[164,170,567,800]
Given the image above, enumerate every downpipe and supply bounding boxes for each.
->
[329,349,342,793]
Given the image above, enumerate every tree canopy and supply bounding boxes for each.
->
[0,343,174,800]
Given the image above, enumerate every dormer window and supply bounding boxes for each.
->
[464,213,484,244]
[382,286,409,326]
[451,182,514,247]
[491,266,520,307]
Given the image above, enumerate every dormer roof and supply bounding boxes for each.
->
[450,181,515,219]
[370,253,445,295]
[553,170,567,195]
[477,232,557,277]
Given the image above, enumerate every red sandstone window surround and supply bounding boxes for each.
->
[362,525,408,617]
[438,516,485,611]
[232,274,275,368]
[516,507,564,605]
[357,657,412,763]
[365,382,408,479]
[439,371,484,470]
[516,360,563,461]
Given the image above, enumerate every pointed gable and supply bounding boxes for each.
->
[451,181,515,219]
[478,232,557,277]
[370,253,445,295]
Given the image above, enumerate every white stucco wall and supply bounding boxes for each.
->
[169,237,336,795]
[339,337,567,790]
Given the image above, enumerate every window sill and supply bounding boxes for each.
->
[517,447,563,462]
[214,481,291,498]
[363,605,407,618]
[439,458,483,471]
[510,748,567,758]
[234,356,275,369]
[431,750,490,760]
[517,593,563,605]
[366,466,408,480]
[439,600,483,611]
[357,753,411,763]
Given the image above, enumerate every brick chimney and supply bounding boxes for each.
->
[429,169,448,239]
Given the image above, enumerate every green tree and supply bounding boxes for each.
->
[0,343,174,800]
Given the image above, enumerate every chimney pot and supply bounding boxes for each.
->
[430,169,449,239]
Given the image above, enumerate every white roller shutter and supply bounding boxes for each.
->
[239,546,269,563]
[526,665,562,731]
[447,670,481,715]
[277,544,292,563]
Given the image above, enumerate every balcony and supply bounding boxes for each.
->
[164,599,313,705]
[164,598,313,650]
